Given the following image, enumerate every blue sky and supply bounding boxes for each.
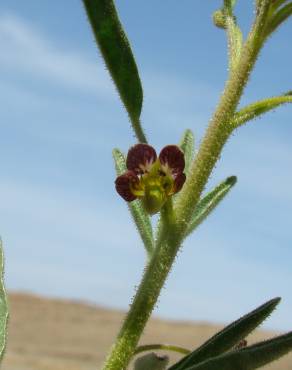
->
[0,1,291,332]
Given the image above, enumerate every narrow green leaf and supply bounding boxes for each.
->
[82,0,147,143]
[169,298,280,370]
[0,240,8,361]
[179,129,195,175]
[271,0,290,11]
[134,353,169,370]
[265,2,292,36]
[113,149,154,256]
[185,330,292,370]
[112,148,127,176]
[232,92,292,128]
[185,176,236,238]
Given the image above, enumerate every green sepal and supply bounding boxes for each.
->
[265,2,292,37]
[113,149,154,256]
[169,298,280,370]
[183,330,292,370]
[142,191,167,216]
[134,353,169,370]
[231,91,292,128]
[82,0,147,143]
[179,129,195,175]
[113,148,127,176]
[185,176,236,238]
[0,240,8,361]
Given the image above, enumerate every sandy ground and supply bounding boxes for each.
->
[1,293,291,370]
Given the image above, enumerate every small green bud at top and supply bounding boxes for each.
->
[213,9,227,29]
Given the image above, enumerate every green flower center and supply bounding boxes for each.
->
[130,160,175,214]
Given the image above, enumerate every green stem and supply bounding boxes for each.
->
[134,344,190,356]
[101,245,176,370]
[175,3,269,229]
[101,204,178,370]
[101,4,271,370]
[132,117,148,144]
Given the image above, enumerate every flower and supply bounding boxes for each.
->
[115,144,186,214]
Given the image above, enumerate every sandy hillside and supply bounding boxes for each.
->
[1,293,291,370]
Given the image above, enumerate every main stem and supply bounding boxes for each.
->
[175,13,266,227]
[101,202,178,370]
[102,240,179,370]
[101,7,268,370]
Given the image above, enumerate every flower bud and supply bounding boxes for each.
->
[213,9,227,29]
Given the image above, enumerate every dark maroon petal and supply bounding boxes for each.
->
[173,172,186,193]
[159,145,185,173]
[115,170,138,202]
[126,144,157,173]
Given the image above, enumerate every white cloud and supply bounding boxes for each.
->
[0,13,114,96]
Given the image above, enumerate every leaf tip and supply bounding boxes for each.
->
[270,296,282,307]
[112,147,121,155]
[226,175,237,186]
[185,128,194,136]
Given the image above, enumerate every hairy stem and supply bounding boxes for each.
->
[132,117,148,144]
[100,4,271,370]
[101,242,176,370]
[101,202,177,370]
[175,3,269,229]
